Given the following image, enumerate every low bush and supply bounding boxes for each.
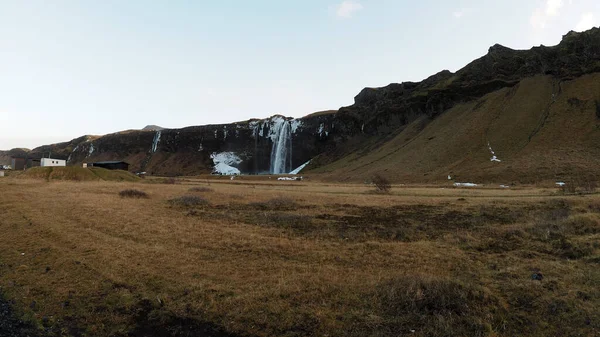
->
[372,275,502,336]
[552,237,594,259]
[168,195,209,207]
[163,178,178,185]
[371,173,392,193]
[119,189,149,199]
[260,213,312,229]
[249,197,298,210]
[188,187,214,193]
[560,178,597,194]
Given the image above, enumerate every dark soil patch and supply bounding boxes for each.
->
[130,299,239,337]
[0,292,41,337]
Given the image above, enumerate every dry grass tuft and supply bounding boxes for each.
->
[371,173,391,193]
[119,189,149,199]
[248,197,297,210]
[188,187,214,193]
[560,178,598,194]
[0,178,599,336]
[372,275,502,336]
[168,195,209,207]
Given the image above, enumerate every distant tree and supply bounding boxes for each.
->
[372,173,392,193]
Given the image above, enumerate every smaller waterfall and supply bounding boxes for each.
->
[87,143,95,157]
[270,120,292,174]
[151,131,161,153]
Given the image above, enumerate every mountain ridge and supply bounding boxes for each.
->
[2,27,600,182]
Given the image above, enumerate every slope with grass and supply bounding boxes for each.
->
[19,167,140,182]
[312,73,600,183]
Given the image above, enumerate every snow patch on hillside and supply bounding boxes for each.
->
[268,116,286,141]
[211,152,242,175]
[290,160,311,174]
[249,116,301,139]
[291,119,303,133]
[67,145,80,163]
[88,143,95,157]
[488,142,501,162]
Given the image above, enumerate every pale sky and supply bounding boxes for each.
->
[1,0,599,150]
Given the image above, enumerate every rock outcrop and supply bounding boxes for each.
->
[21,113,337,176]
[7,28,600,180]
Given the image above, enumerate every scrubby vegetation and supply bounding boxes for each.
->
[371,173,392,193]
[118,189,149,199]
[248,197,298,210]
[163,177,179,185]
[168,195,209,207]
[560,178,598,194]
[188,186,214,193]
[19,167,140,182]
[0,178,598,336]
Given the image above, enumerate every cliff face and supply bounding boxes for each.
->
[23,113,337,176]
[10,28,600,180]
[336,28,600,138]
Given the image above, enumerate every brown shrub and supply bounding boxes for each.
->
[371,173,392,193]
[188,187,214,193]
[163,177,178,185]
[168,195,209,207]
[560,178,597,194]
[119,189,149,199]
[372,275,502,336]
[249,197,298,211]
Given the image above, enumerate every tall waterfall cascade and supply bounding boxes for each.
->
[270,119,293,174]
[151,131,161,153]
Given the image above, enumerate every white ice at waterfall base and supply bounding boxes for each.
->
[454,182,479,187]
[211,152,242,175]
[290,160,311,175]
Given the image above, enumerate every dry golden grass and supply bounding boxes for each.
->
[0,177,599,336]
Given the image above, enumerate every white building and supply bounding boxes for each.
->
[41,158,66,167]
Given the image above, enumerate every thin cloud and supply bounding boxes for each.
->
[575,12,597,31]
[530,0,565,29]
[336,1,363,19]
[452,8,473,19]
[545,0,563,16]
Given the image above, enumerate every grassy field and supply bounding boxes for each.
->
[0,176,599,336]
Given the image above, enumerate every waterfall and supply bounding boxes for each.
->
[151,131,161,153]
[270,120,292,174]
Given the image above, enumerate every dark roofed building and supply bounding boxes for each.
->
[90,161,130,171]
[11,157,26,170]
[10,157,42,170]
